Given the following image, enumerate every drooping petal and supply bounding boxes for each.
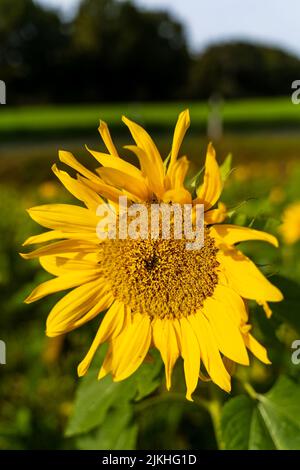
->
[46,280,113,337]
[218,247,283,302]
[203,296,249,365]
[179,317,201,401]
[152,318,179,390]
[78,300,127,377]
[98,120,119,158]
[211,224,279,247]
[111,313,151,381]
[168,109,190,170]
[243,333,271,364]
[98,344,113,379]
[195,143,222,210]
[257,300,273,318]
[188,313,231,392]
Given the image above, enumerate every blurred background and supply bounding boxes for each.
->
[0,0,300,450]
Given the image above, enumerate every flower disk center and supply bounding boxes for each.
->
[99,228,219,319]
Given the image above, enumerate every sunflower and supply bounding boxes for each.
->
[21,110,283,400]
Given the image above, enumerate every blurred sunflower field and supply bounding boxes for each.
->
[0,102,300,451]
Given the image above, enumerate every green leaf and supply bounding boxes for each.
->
[221,376,300,449]
[65,349,162,437]
[76,405,138,450]
[219,153,232,183]
[65,373,136,437]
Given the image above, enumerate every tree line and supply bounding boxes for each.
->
[1,0,299,104]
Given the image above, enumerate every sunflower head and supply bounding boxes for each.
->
[22,110,283,400]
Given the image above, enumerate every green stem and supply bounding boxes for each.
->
[235,369,258,400]
[195,385,225,450]
[242,381,258,400]
[207,398,225,450]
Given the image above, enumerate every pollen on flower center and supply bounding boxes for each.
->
[98,227,219,319]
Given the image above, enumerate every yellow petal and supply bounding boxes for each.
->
[211,224,279,247]
[78,300,127,377]
[162,188,192,204]
[243,333,271,364]
[22,230,65,246]
[98,120,119,158]
[218,247,283,302]
[179,317,201,401]
[86,146,142,180]
[195,143,222,210]
[122,116,164,189]
[25,268,100,303]
[111,313,151,381]
[168,156,190,190]
[77,174,124,204]
[124,145,163,197]
[20,239,98,260]
[257,300,273,318]
[27,204,99,234]
[168,109,190,170]
[97,167,150,201]
[52,164,103,211]
[23,230,98,246]
[188,313,231,392]
[46,280,113,337]
[152,318,179,390]
[212,284,248,325]
[204,202,227,224]
[98,344,113,379]
[59,150,101,184]
[203,296,249,365]
[40,254,99,276]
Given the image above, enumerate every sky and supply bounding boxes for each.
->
[36,0,300,57]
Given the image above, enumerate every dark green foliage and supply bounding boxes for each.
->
[189,42,300,99]
[1,0,299,103]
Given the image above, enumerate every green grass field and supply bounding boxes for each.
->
[0,97,299,140]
